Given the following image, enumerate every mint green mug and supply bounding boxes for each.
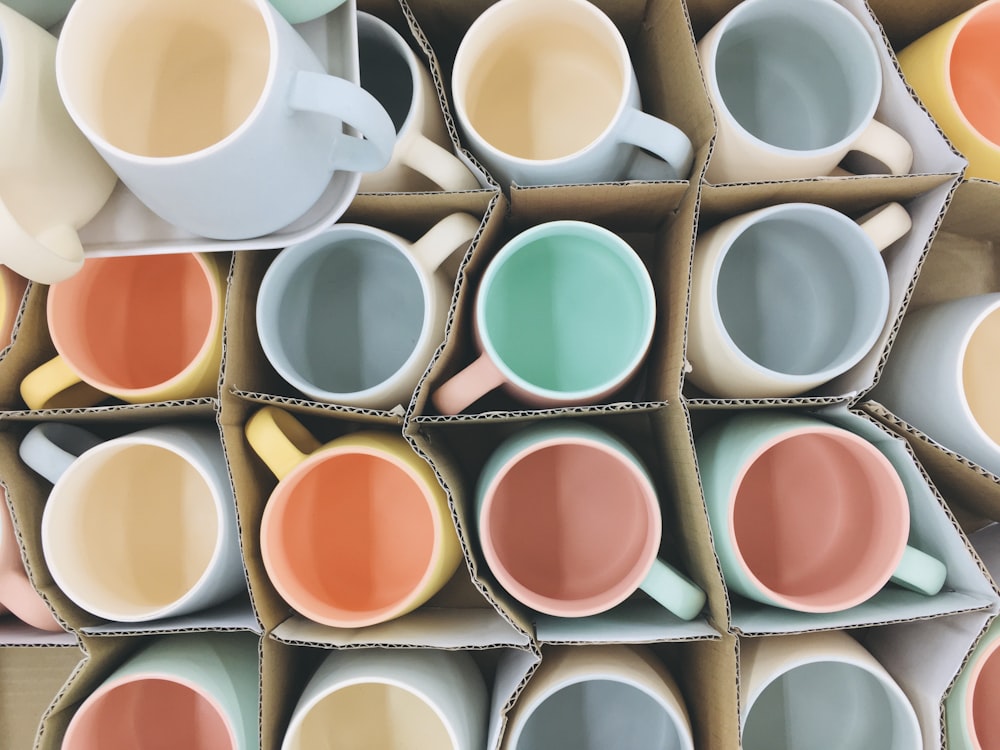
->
[431,220,656,414]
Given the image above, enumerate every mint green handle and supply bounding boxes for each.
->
[640,559,706,621]
[890,545,947,596]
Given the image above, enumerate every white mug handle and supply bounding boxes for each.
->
[0,194,84,284]
[288,71,397,174]
[619,108,695,180]
[18,423,103,486]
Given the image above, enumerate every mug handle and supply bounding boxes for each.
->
[409,212,481,274]
[858,201,912,251]
[245,406,321,480]
[18,423,104,486]
[0,499,61,631]
[20,355,109,411]
[400,135,482,192]
[431,354,507,415]
[640,559,707,621]
[619,108,695,181]
[0,196,85,284]
[890,545,947,596]
[850,119,914,176]
[288,71,397,174]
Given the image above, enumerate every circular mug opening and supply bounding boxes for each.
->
[358,16,415,136]
[262,450,437,626]
[962,304,1000,449]
[483,440,658,615]
[950,2,1000,147]
[731,429,907,611]
[970,637,1000,748]
[43,443,220,620]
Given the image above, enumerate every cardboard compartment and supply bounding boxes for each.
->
[0,642,82,750]
[263,639,537,750]
[407,403,724,643]
[687,404,997,635]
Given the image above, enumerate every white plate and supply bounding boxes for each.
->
[76,1,362,257]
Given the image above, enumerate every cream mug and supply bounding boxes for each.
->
[19,423,246,623]
[698,0,913,182]
[0,3,117,284]
[55,0,395,240]
[451,0,693,186]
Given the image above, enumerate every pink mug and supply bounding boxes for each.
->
[0,486,60,631]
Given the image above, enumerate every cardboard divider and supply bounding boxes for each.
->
[0,416,256,635]
[687,404,997,635]
[403,0,716,188]
[406,405,722,643]
[262,638,537,750]
[685,177,958,405]
[0,643,84,750]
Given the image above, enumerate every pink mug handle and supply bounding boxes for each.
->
[431,353,507,414]
[0,493,60,631]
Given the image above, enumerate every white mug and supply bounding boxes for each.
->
[358,12,480,192]
[872,293,1000,477]
[697,0,913,182]
[55,0,396,240]
[451,0,693,187]
[687,202,911,398]
[281,648,487,750]
[19,423,246,622]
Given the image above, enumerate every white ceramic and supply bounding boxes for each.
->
[687,202,910,398]
[257,213,478,409]
[740,630,922,749]
[698,0,913,182]
[503,644,694,750]
[357,12,480,192]
[281,648,487,750]
[872,293,1000,477]
[19,423,246,622]
[451,0,693,187]
[55,0,395,240]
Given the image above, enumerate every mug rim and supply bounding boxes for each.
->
[952,296,1000,467]
[260,441,450,627]
[356,11,419,139]
[474,220,656,404]
[701,0,883,158]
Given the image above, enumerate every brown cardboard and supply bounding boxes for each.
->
[0,643,82,750]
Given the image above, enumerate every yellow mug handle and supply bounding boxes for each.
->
[20,355,107,411]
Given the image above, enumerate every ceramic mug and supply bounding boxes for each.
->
[281,648,487,750]
[503,644,694,750]
[431,220,656,414]
[897,0,1000,181]
[55,0,395,240]
[0,3,117,284]
[19,253,227,410]
[0,486,61,631]
[3,0,75,29]
[698,0,913,182]
[476,421,706,621]
[358,12,480,192]
[256,214,479,410]
[0,267,28,349]
[19,423,246,622]
[695,411,947,613]
[62,632,260,750]
[687,202,911,398]
[946,617,1000,749]
[740,630,922,749]
[269,0,347,24]
[872,293,1000,478]
[246,406,462,627]
[451,0,693,186]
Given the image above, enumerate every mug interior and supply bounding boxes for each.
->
[962,304,1000,449]
[483,440,658,615]
[263,449,437,625]
[715,208,888,380]
[481,225,654,398]
[455,0,625,160]
[259,233,427,399]
[514,678,687,750]
[58,0,270,157]
[358,16,415,136]
[285,681,452,749]
[713,0,879,151]
[63,677,236,750]
[43,443,220,619]
[950,2,1000,146]
[48,254,217,394]
[742,660,918,749]
[970,638,1000,748]
[731,429,907,611]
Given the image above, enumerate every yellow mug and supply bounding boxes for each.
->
[20,253,227,410]
[897,0,1000,180]
[245,406,462,628]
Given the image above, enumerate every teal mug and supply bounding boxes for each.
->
[431,220,656,413]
